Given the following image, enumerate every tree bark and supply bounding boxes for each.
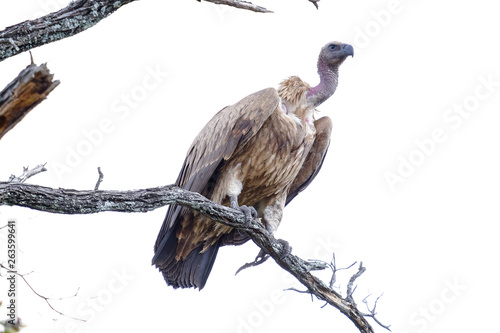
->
[0,63,59,140]
[0,180,375,333]
[0,0,137,62]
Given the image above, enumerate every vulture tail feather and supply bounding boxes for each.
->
[153,227,220,290]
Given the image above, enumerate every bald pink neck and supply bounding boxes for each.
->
[306,60,339,108]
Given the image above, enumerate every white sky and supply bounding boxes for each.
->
[0,0,499,332]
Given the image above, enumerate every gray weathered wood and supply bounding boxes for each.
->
[0,180,375,333]
[0,0,136,62]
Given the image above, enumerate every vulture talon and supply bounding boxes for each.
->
[309,0,319,9]
[230,196,258,227]
[235,249,270,275]
[235,239,290,276]
[239,205,258,222]
[277,239,292,259]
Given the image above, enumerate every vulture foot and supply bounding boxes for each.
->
[277,239,292,259]
[239,205,258,224]
[235,240,292,275]
[230,196,258,227]
[235,249,270,275]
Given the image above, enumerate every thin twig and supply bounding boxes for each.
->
[328,253,357,289]
[202,0,272,13]
[362,294,392,331]
[284,287,315,303]
[346,262,366,305]
[284,287,311,294]
[0,264,83,321]
[94,167,104,191]
[8,163,47,183]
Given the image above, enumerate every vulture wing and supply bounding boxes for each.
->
[177,87,280,196]
[285,116,332,206]
[153,88,280,263]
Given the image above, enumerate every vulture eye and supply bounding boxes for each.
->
[329,44,338,50]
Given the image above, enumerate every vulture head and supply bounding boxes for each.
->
[319,41,354,68]
[306,41,353,109]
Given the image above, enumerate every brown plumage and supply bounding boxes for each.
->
[152,41,353,289]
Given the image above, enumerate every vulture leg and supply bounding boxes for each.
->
[229,195,258,223]
[220,196,257,247]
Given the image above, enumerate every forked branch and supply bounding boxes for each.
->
[0,166,384,333]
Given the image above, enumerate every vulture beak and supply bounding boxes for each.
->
[342,43,354,58]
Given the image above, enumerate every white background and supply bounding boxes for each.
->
[0,0,499,332]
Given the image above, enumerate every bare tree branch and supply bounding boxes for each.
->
[8,163,47,183]
[202,0,320,12]
[362,294,392,331]
[0,0,137,62]
[94,167,104,191]
[328,253,357,289]
[201,0,273,13]
[346,262,366,305]
[0,62,59,140]
[0,168,384,332]
[0,0,323,62]
[284,255,390,330]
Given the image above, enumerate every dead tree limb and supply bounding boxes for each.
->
[0,63,59,140]
[0,0,137,62]
[201,0,319,12]
[8,163,47,183]
[0,173,378,333]
[201,0,272,13]
[0,0,322,62]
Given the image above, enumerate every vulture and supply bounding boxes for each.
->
[152,41,353,289]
